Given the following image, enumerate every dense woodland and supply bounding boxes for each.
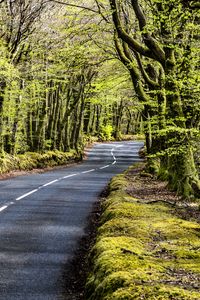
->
[0,0,199,198]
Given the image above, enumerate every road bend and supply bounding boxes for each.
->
[0,141,143,300]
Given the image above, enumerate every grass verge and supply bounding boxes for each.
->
[85,163,200,300]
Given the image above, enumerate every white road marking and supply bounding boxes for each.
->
[63,174,78,179]
[16,189,38,201]
[111,148,116,160]
[81,169,95,174]
[0,143,125,213]
[10,174,79,207]
[100,165,110,170]
[0,205,8,212]
[42,179,59,187]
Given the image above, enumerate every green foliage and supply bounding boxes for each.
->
[0,150,80,174]
[86,164,200,300]
[82,135,99,146]
[99,124,114,141]
[121,134,145,141]
[0,1,141,156]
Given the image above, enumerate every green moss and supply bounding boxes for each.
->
[0,153,21,173]
[109,175,128,192]
[86,164,200,300]
[0,150,80,174]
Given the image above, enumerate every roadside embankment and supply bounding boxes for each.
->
[0,150,81,177]
[85,163,200,300]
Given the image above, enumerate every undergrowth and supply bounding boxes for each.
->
[86,164,200,300]
[0,150,80,174]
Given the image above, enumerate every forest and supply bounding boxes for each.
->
[0,0,199,198]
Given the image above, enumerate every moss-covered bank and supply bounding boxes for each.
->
[86,164,200,300]
[0,150,81,175]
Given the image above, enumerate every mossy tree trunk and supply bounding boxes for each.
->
[113,100,123,140]
[110,0,200,197]
[32,97,47,152]
[125,107,132,135]
[74,96,85,152]
[9,79,24,155]
[164,48,200,197]
[89,104,97,135]
[0,81,6,154]
[167,137,200,198]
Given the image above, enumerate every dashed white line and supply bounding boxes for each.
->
[100,165,110,170]
[42,179,59,187]
[16,189,38,201]
[0,143,124,213]
[62,174,78,179]
[0,205,8,212]
[81,169,95,174]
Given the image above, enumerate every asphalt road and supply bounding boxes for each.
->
[0,141,143,300]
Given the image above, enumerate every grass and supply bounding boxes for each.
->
[86,165,200,300]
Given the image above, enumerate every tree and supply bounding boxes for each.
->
[0,0,53,154]
[105,0,200,197]
[0,0,137,156]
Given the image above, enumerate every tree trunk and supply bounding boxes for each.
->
[74,96,85,151]
[113,100,123,139]
[26,110,33,150]
[125,108,132,134]
[168,142,200,198]
[164,48,200,197]
[63,116,70,152]
[32,98,46,152]
[0,81,6,154]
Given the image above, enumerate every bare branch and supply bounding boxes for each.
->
[47,0,99,14]
[94,0,110,23]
